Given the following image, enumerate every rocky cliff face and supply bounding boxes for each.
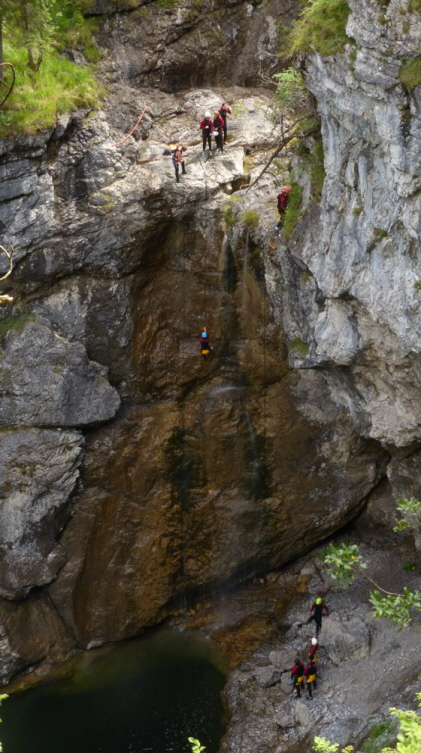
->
[0,0,419,683]
[280,0,421,455]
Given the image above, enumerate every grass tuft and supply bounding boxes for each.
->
[289,0,350,57]
[289,337,309,354]
[400,57,421,88]
[282,182,303,239]
[0,42,98,136]
[242,209,259,230]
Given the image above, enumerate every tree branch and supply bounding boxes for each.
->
[246,121,319,191]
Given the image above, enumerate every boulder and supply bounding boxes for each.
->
[0,321,120,428]
[254,665,284,687]
[275,706,296,729]
[322,612,371,665]
[0,428,84,598]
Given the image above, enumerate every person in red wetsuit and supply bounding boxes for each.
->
[200,112,213,152]
[306,597,329,637]
[213,110,225,153]
[290,657,305,698]
[277,187,290,227]
[219,102,232,144]
[309,637,319,664]
[172,143,186,183]
[304,662,317,700]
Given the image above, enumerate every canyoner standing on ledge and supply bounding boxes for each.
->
[304,661,317,701]
[290,657,305,699]
[200,111,213,152]
[212,110,224,153]
[172,143,187,182]
[219,102,231,144]
[309,637,319,664]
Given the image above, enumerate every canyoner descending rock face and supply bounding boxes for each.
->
[0,0,416,689]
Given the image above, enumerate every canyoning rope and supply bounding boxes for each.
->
[0,246,13,282]
[0,63,15,109]
[111,106,150,148]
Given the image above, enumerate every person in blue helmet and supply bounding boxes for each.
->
[200,327,213,358]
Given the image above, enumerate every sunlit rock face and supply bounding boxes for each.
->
[0,0,413,679]
[281,0,421,449]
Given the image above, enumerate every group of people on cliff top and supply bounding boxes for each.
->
[168,102,291,230]
[168,103,231,183]
[289,597,329,702]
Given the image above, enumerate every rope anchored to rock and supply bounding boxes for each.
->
[111,106,150,148]
[0,245,14,304]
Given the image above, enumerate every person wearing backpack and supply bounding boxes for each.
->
[213,110,225,153]
[290,657,305,699]
[219,102,231,143]
[277,187,290,227]
[200,112,213,152]
[172,143,186,182]
[304,662,317,700]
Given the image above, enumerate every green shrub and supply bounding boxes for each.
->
[289,0,350,57]
[283,182,303,239]
[409,0,421,10]
[353,207,363,216]
[400,57,421,88]
[242,209,259,230]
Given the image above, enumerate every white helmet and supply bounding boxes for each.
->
[205,111,211,118]
[311,638,318,645]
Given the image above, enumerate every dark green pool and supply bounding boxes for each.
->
[1,629,227,753]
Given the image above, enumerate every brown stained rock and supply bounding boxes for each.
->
[0,592,74,684]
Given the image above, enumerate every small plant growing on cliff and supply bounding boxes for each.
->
[393,497,421,534]
[289,0,350,57]
[242,209,259,230]
[289,337,309,354]
[400,57,421,88]
[273,68,308,115]
[222,203,238,227]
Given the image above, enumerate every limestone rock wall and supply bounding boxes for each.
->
[280,0,421,452]
[0,0,417,683]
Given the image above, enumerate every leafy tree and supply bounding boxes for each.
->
[0,0,55,71]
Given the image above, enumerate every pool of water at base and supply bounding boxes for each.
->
[1,628,228,753]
